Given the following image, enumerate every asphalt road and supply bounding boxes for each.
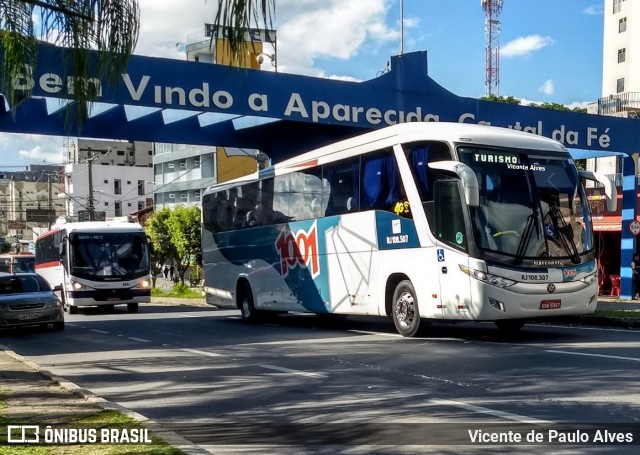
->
[2,304,640,454]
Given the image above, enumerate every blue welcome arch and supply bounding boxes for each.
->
[1,44,639,297]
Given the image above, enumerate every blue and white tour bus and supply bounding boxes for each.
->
[200,122,616,336]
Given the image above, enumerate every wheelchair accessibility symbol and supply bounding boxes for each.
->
[437,249,445,262]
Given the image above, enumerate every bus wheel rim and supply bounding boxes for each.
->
[396,291,414,327]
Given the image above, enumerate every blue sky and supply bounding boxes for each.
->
[0,0,606,168]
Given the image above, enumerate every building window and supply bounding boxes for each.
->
[138,201,144,210]
[180,161,187,169]
[617,77,625,93]
[114,179,122,195]
[115,202,122,217]
[137,180,144,196]
[180,193,188,200]
[194,160,201,168]
[169,193,175,199]
[117,150,125,156]
[618,48,626,63]
[194,190,201,198]
[619,17,627,32]
[613,0,625,14]
[168,163,175,169]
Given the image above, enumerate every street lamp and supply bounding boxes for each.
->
[256,52,277,72]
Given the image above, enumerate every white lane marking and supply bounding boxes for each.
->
[535,323,639,333]
[89,329,109,334]
[127,337,151,343]
[179,314,200,318]
[181,348,222,357]
[349,330,402,338]
[546,349,640,362]
[261,364,327,379]
[430,399,554,425]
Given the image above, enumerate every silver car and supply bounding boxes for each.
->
[0,273,64,331]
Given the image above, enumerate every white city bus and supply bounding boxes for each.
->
[200,122,616,336]
[35,221,151,313]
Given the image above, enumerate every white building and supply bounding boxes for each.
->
[152,27,272,210]
[62,139,154,221]
[586,0,640,181]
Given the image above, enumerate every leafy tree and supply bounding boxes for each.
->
[166,205,201,285]
[479,95,521,105]
[0,0,140,126]
[145,207,176,287]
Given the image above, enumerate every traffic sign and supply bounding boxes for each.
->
[629,220,640,236]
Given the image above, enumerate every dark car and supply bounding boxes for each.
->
[0,273,64,331]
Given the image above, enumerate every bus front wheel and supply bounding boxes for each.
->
[239,282,261,322]
[392,280,425,337]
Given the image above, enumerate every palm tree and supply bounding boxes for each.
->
[0,0,140,126]
[213,0,274,55]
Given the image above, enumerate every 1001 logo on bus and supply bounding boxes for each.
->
[275,221,320,278]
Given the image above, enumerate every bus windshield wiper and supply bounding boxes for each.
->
[514,211,538,265]
[548,205,581,264]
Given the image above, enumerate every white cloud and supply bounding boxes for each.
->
[18,145,63,164]
[275,0,397,76]
[583,5,604,15]
[0,133,64,168]
[538,79,554,95]
[501,35,554,58]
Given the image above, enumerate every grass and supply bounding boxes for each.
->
[151,283,203,299]
[592,309,640,319]
[0,405,185,455]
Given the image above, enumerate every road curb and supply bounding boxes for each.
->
[0,346,211,455]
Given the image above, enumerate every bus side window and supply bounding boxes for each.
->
[434,180,468,251]
[324,157,359,216]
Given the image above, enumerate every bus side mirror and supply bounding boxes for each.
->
[53,284,62,292]
[428,161,479,207]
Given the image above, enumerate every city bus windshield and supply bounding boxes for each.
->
[69,232,149,279]
[458,147,592,264]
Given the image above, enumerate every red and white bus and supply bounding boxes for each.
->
[35,221,151,313]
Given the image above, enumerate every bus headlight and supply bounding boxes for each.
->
[72,281,86,290]
[136,280,150,289]
[579,271,597,285]
[459,265,516,288]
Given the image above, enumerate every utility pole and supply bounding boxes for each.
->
[87,152,95,221]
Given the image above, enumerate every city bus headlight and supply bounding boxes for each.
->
[136,280,150,289]
[579,271,597,285]
[459,265,516,288]
[72,281,86,290]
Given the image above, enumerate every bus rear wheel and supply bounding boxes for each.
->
[239,282,261,322]
[392,280,425,337]
[494,319,526,332]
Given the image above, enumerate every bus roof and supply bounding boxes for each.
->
[203,122,569,194]
[36,221,145,240]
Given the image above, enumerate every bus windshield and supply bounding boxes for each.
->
[69,232,149,279]
[458,147,593,263]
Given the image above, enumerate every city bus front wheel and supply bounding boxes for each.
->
[392,280,426,337]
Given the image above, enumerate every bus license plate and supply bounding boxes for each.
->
[540,299,561,310]
[18,313,41,320]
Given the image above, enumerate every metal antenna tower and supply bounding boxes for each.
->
[481,0,503,97]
